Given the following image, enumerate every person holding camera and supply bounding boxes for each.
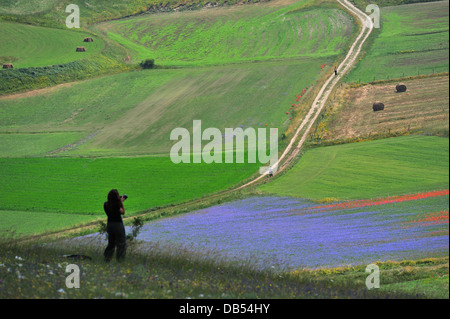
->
[103,189,128,262]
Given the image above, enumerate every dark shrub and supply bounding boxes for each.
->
[140,59,155,69]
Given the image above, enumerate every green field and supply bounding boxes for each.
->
[0,132,87,157]
[0,156,260,235]
[96,0,354,66]
[346,0,449,83]
[0,22,104,69]
[0,0,270,27]
[0,0,57,15]
[0,58,330,156]
[0,210,98,237]
[259,135,449,200]
[0,0,355,157]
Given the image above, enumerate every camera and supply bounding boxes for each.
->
[120,194,128,200]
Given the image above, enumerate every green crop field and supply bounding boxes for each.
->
[345,0,449,83]
[0,58,329,156]
[0,57,332,235]
[0,210,98,237]
[0,22,104,68]
[259,135,449,200]
[96,0,354,66]
[0,156,260,235]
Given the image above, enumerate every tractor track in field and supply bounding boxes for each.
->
[18,0,375,243]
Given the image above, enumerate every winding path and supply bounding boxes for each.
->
[237,0,374,189]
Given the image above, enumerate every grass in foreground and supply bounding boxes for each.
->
[96,0,353,66]
[0,238,447,299]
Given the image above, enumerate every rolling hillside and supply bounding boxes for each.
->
[323,74,449,140]
[0,0,356,235]
[0,22,104,68]
[345,0,449,83]
[95,0,354,66]
[0,0,448,300]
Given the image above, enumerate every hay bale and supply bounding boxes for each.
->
[83,37,94,42]
[396,83,407,92]
[2,63,14,69]
[373,102,385,112]
[76,47,87,52]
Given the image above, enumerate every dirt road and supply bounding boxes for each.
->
[237,0,374,189]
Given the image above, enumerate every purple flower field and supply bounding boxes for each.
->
[128,194,449,271]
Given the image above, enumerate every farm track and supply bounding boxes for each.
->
[19,0,374,243]
[240,0,374,186]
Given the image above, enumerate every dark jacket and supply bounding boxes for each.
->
[104,201,123,223]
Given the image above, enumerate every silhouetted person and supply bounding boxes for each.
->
[334,66,338,76]
[103,189,127,262]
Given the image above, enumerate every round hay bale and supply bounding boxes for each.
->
[76,47,87,52]
[373,102,385,112]
[396,83,407,92]
[83,37,94,42]
[2,63,14,69]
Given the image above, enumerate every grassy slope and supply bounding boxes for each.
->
[0,132,87,157]
[259,135,449,200]
[0,1,133,95]
[345,0,449,83]
[0,0,355,156]
[0,210,99,237]
[0,0,58,15]
[0,0,447,300]
[0,58,328,156]
[0,22,104,68]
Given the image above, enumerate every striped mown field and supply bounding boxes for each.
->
[95,0,355,66]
